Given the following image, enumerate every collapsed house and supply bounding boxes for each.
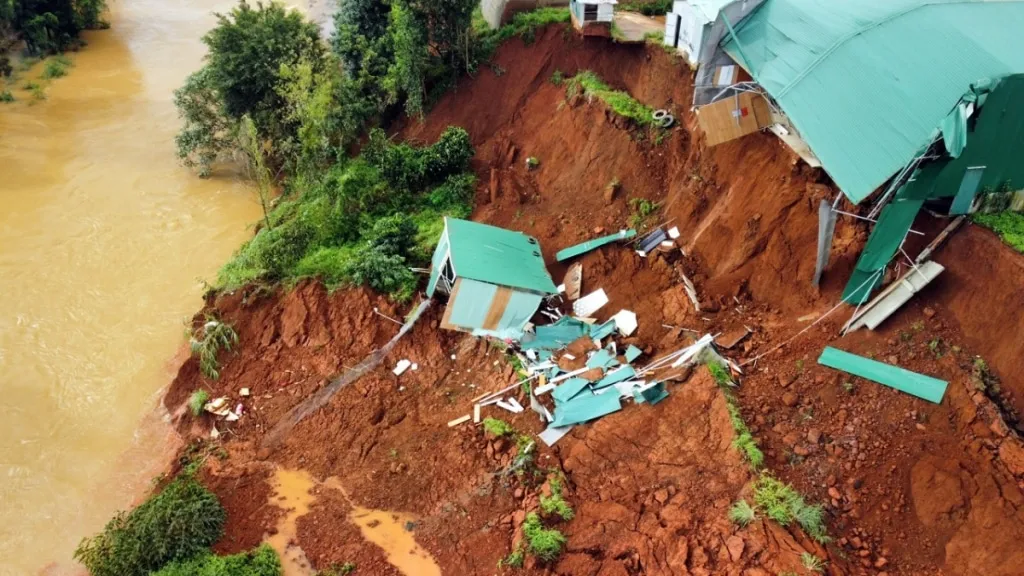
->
[673,0,1024,304]
[427,218,558,340]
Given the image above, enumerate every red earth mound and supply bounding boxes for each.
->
[161,25,1024,576]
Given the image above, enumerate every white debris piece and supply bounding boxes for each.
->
[210,426,220,439]
[393,359,412,376]
[670,334,715,368]
[530,393,553,423]
[239,388,251,397]
[668,226,680,239]
[573,289,609,317]
[447,415,471,427]
[538,425,573,447]
[563,353,576,360]
[507,397,524,413]
[411,363,418,371]
[496,399,524,414]
[557,283,566,293]
[473,404,481,423]
[225,411,240,422]
[610,309,638,336]
[526,349,537,361]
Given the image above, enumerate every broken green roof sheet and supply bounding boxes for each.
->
[723,0,1024,204]
[625,345,642,363]
[634,383,669,405]
[593,365,637,389]
[521,317,589,350]
[842,197,924,304]
[551,391,622,427]
[818,346,948,404]
[552,377,591,404]
[555,229,637,262]
[444,218,558,294]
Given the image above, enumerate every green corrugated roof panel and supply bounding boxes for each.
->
[551,391,622,427]
[555,229,637,262]
[841,197,924,304]
[593,365,637,389]
[724,0,1024,204]
[818,346,948,404]
[448,278,498,329]
[552,377,591,404]
[445,218,558,294]
[634,383,669,405]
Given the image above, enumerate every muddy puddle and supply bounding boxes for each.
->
[268,469,441,576]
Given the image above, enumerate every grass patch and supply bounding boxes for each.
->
[974,211,1024,253]
[619,0,672,15]
[801,552,825,573]
[482,417,515,437]
[539,481,574,521]
[728,499,756,527]
[189,319,239,380]
[565,70,660,130]
[42,54,73,79]
[477,7,570,56]
[753,475,830,543]
[499,545,524,568]
[319,562,357,575]
[0,90,13,103]
[628,197,660,229]
[522,512,566,562]
[189,389,210,417]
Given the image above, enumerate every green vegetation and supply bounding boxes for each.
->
[566,70,661,131]
[753,475,830,543]
[73,474,226,576]
[550,69,564,86]
[150,544,281,576]
[189,389,210,417]
[726,403,764,469]
[974,211,1024,253]
[728,499,756,527]
[0,0,107,57]
[539,486,575,521]
[620,0,672,16]
[707,360,732,386]
[28,81,44,101]
[476,7,570,55]
[483,416,515,437]
[522,512,566,562]
[41,54,71,78]
[318,562,357,575]
[499,545,525,568]
[628,197,661,228]
[189,319,239,380]
[0,89,12,102]
[971,355,1001,394]
[215,126,473,296]
[801,552,825,573]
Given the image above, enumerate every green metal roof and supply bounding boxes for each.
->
[444,218,558,295]
[723,0,1024,204]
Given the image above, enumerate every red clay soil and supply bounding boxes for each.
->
[159,25,1024,576]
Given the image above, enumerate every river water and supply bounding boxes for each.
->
[0,0,266,573]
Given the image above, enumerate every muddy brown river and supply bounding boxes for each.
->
[0,0,267,573]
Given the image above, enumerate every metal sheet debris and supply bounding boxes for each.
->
[593,365,637,389]
[610,310,638,336]
[552,377,591,403]
[393,359,412,376]
[539,425,573,447]
[551,392,622,427]
[588,319,618,340]
[634,383,669,405]
[530,392,554,422]
[813,199,838,286]
[625,345,643,363]
[844,261,945,333]
[573,289,609,317]
[564,262,583,301]
[637,228,669,256]
[818,346,948,404]
[447,415,472,427]
[556,229,638,262]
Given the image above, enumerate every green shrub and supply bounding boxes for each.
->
[189,389,210,417]
[41,55,72,78]
[366,213,418,257]
[345,248,416,300]
[499,546,524,568]
[151,544,281,576]
[550,69,564,86]
[29,83,46,102]
[728,499,756,527]
[477,7,570,55]
[190,319,239,380]
[482,417,514,437]
[566,71,658,129]
[522,512,566,562]
[428,173,476,210]
[0,90,13,103]
[753,475,800,526]
[293,246,356,287]
[539,492,574,521]
[74,476,226,576]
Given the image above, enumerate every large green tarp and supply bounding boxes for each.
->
[723,0,1024,204]
[818,347,948,404]
[842,197,924,304]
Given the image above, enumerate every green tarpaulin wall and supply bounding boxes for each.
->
[818,347,948,404]
[841,198,925,304]
[901,75,1024,205]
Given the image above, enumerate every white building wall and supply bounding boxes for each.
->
[664,2,710,66]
